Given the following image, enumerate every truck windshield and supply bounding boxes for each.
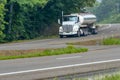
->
[63,16,78,22]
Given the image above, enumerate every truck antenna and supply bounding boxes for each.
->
[61,11,64,25]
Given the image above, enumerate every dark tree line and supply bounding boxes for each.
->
[91,0,120,23]
[0,0,95,42]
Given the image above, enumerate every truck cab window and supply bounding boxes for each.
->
[63,16,78,22]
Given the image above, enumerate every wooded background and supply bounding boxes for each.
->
[89,0,120,23]
[1,0,110,42]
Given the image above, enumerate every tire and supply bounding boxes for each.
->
[94,29,98,34]
[83,31,88,36]
[60,35,63,38]
[92,29,98,34]
[77,31,81,37]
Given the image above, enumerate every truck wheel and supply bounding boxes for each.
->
[60,35,63,38]
[92,29,98,34]
[83,31,88,36]
[94,29,98,34]
[77,31,81,37]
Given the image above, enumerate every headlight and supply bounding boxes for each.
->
[59,27,63,32]
[92,25,96,29]
[73,25,78,32]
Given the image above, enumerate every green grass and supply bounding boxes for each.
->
[100,14,120,24]
[0,45,88,60]
[3,35,58,44]
[53,73,120,80]
[53,78,87,80]
[67,37,120,46]
[102,38,120,45]
[100,74,120,80]
[73,74,120,80]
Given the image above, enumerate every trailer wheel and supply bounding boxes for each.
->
[77,31,81,37]
[92,29,98,34]
[94,29,98,34]
[83,31,88,36]
[60,35,63,38]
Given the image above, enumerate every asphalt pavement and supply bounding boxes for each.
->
[0,24,120,50]
[0,46,120,80]
[0,24,120,80]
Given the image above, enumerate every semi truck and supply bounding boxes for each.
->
[59,13,98,38]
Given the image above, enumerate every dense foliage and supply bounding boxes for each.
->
[0,0,6,41]
[0,0,95,42]
[0,45,88,60]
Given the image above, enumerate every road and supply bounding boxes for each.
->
[0,46,120,80]
[0,24,120,50]
[0,24,120,80]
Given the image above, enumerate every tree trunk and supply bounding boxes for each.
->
[8,2,13,34]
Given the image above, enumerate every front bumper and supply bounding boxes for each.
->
[59,32,77,36]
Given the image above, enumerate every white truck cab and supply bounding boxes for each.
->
[59,13,97,38]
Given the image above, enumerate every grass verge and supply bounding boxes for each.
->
[73,73,120,80]
[67,39,101,45]
[0,45,88,60]
[52,73,120,80]
[0,35,58,44]
[67,37,120,46]
[102,38,120,45]
[100,74,120,80]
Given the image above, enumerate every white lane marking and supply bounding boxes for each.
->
[0,59,120,76]
[56,56,81,60]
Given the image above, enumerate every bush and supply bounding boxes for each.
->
[0,46,88,60]
[102,38,120,45]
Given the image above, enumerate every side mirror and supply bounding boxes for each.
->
[58,19,61,25]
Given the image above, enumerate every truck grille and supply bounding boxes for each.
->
[62,25,73,33]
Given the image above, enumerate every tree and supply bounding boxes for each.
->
[4,0,48,41]
[41,0,96,31]
[3,0,96,41]
[93,0,120,22]
[0,0,6,41]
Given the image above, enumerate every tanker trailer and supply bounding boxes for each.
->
[59,13,97,38]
